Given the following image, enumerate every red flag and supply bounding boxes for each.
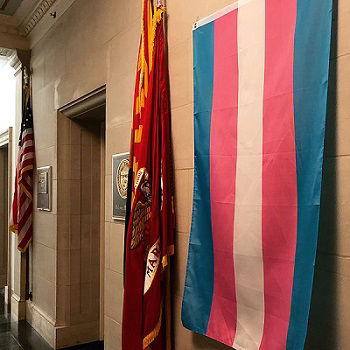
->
[9,79,35,252]
[122,1,175,349]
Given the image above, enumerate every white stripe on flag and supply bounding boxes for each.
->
[19,197,31,220]
[18,212,32,240]
[193,0,253,30]
[21,128,33,139]
[233,0,265,349]
[22,140,33,149]
[22,152,34,162]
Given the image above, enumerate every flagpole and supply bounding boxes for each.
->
[29,71,34,300]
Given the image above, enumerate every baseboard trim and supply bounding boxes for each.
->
[26,300,100,349]
[11,292,26,321]
[26,301,56,348]
[65,340,104,349]
[56,320,100,349]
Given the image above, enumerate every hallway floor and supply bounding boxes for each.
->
[0,289,104,350]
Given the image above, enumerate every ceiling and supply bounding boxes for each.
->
[0,0,75,51]
[0,0,23,16]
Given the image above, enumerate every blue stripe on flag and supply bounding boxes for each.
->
[287,0,333,349]
[181,22,215,335]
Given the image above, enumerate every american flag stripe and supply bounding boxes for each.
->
[19,212,32,234]
[18,219,33,251]
[21,153,35,163]
[9,85,35,252]
[19,196,32,222]
[22,139,33,146]
[19,197,31,218]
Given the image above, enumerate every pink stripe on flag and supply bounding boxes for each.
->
[206,10,239,346]
[261,1,298,349]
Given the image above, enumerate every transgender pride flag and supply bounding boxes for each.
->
[181,0,333,349]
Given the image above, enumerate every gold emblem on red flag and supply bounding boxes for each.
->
[130,169,152,250]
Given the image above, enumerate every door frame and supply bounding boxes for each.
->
[56,86,106,347]
[0,127,13,305]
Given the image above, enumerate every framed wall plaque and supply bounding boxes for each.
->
[112,152,129,221]
[37,166,51,211]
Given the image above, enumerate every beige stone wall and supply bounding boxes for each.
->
[29,0,111,346]
[28,0,350,349]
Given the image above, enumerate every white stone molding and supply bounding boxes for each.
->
[21,0,57,36]
[0,127,11,147]
[7,49,20,70]
[0,47,12,57]
[59,85,107,120]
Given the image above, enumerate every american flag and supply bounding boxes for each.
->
[9,80,35,252]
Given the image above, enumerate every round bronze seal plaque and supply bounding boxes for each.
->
[116,159,129,199]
